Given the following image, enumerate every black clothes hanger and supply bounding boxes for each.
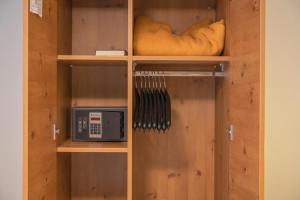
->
[158,75,167,132]
[156,75,162,131]
[147,74,154,129]
[133,76,140,129]
[137,74,145,128]
[155,73,161,131]
[133,71,172,132]
[151,73,157,129]
[144,72,151,130]
[163,74,171,129]
[142,73,149,130]
[160,74,167,132]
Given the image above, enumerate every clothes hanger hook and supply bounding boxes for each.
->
[151,71,155,89]
[160,71,163,89]
[155,71,158,88]
[163,72,167,89]
[145,71,147,85]
[148,71,151,89]
[142,71,146,88]
[140,71,144,89]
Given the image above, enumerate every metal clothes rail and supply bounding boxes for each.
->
[133,70,226,77]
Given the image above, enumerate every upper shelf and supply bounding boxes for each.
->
[57,55,128,65]
[133,56,231,65]
[57,55,231,66]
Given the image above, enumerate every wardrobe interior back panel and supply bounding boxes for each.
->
[72,0,128,55]
[71,0,128,108]
[134,0,216,34]
[70,1,128,199]
[71,66,128,107]
[71,154,127,200]
[133,77,215,200]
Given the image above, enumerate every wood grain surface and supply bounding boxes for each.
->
[133,77,215,200]
[27,0,58,199]
[227,0,262,199]
[24,0,263,199]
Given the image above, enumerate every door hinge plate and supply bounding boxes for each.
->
[53,124,60,141]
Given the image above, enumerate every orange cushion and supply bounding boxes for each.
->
[133,16,225,56]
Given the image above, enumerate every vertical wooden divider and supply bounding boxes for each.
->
[259,0,265,199]
[127,0,133,199]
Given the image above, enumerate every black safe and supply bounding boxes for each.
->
[72,107,127,142]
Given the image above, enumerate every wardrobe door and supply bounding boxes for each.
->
[25,0,58,199]
[227,0,264,200]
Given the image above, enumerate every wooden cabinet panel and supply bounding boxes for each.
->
[23,0,264,199]
[25,0,58,199]
[227,0,263,200]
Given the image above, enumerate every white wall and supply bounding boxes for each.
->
[265,0,300,199]
[0,0,23,200]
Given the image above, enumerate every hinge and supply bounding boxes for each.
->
[226,124,234,141]
[53,124,60,141]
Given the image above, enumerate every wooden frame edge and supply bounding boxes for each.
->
[127,0,133,199]
[259,0,265,199]
[23,0,28,200]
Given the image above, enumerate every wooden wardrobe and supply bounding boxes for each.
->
[23,0,265,199]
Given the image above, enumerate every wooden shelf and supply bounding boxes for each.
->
[57,55,128,65]
[57,55,230,65]
[57,140,128,153]
[133,56,230,65]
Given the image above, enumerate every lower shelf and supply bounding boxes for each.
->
[57,140,128,153]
